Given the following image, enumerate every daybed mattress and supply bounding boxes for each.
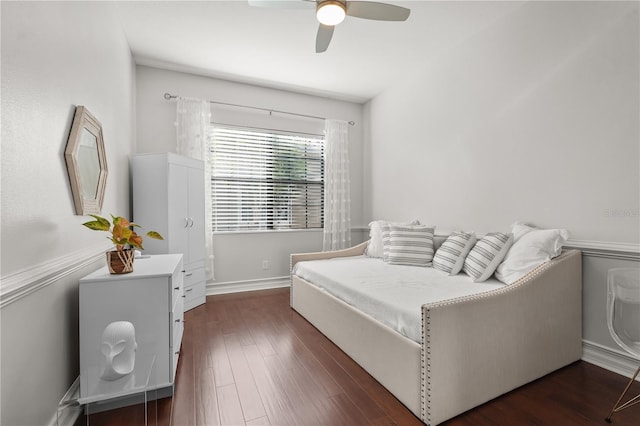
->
[292,255,505,342]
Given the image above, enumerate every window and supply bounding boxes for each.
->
[209,124,324,232]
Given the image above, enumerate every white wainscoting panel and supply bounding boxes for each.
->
[566,239,639,379]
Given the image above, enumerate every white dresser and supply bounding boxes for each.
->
[132,153,206,311]
[78,254,184,404]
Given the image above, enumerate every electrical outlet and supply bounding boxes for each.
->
[262,260,269,270]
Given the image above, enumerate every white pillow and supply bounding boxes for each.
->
[386,225,435,267]
[365,220,387,258]
[365,219,419,258]
[511,222,535,241]
[433,232,477,275]
[463,232,514,282]
[495,224,569,284]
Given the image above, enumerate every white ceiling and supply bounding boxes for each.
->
[114,0,524,103]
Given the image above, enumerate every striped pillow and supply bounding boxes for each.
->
[463,232,514,282]
[386,225,435,267]
[378,220,420,261]
[382,224,392,261]
[433,232,477,275]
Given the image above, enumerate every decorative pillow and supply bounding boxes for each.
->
[386,225,435,267]
[365,219,419,258]
[382,221,421,261]
[495,224,569,284]
[365,220,387,258]
[511,221,535,241]
[463,232,514,282]
[382,224,392,261]
[433,232,477,275]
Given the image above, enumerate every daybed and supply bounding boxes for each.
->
[290,239,582,425]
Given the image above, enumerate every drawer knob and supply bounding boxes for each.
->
[186,288,193,293]
[185,273,193,277]
[174,286,180,290]
[175,318,181,323]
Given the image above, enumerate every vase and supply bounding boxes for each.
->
[106,249,134,274]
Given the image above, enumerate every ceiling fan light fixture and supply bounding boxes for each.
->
[316,1,346,26]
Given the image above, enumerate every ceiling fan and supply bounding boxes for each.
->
[248,0,411,53]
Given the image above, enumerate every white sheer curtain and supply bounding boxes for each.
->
[176,98,215,280]
[323,119,351,251]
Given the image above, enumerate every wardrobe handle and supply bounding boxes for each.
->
[188,218,194,228]
[184,218,189,228]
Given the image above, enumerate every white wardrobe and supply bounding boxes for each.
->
[132,152,206,311]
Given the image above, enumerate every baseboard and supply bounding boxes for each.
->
[582,340,640,380]
[207,276,290,295]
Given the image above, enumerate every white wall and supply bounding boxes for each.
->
[0,2,135,424]
[364,1,639,361]
[135,66,366,286]
[365,1,639,242]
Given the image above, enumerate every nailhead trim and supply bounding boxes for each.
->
[419,250,578,425]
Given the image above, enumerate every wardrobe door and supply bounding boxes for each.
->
[187,165,205,267]
[168,163,190,263]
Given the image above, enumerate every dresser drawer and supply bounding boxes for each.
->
[183,267,206,311]
[170,266,184,312]
[184,280,206,311]
[172,341,181,381]
[170,297,184,348]
[171,320,183,381]
[184,267,204,287]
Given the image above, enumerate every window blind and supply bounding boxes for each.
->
[209,124,324,231]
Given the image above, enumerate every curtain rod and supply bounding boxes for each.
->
[163,92,355,126]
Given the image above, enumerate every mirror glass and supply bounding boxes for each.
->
[64,106,108,215]
[78,128,100,199]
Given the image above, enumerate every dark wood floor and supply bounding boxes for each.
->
[85,288,640,425]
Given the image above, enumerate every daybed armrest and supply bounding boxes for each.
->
[421,249,582,425]
[290,241,369,270]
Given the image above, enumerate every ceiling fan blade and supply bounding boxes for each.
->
[248,0,314,9]
[346,1,410,21]
[316,24,334,53]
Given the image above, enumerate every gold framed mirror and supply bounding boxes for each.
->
[65,106,108,215]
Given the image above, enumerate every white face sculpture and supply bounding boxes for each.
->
[100,321,137,381]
